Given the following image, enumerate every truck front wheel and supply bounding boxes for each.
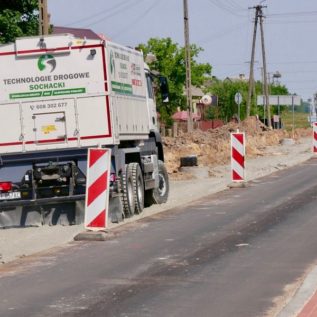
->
[145,160,169,206]
[121,164,135,218]
[130,163,144,214]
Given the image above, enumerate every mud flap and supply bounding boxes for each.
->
[0,202,83,228]
[0,206,42,228]
[109,195,123,223]
[43,203,76,226]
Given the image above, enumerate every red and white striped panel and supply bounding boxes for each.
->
[313,122,317,153]
[231,132,245,182]
[84,148,111,230]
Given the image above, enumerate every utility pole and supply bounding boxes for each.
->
[247,5,271,128]
[267,72,272,95]
[258,6,271,128]
[183,0,193,132]
[246,6,259,117]
[260,67,266,123]
[39,0,49,36]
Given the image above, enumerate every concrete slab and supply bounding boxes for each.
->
[74,230,108,241]
[280,138,295,145]
[227,182,247,189]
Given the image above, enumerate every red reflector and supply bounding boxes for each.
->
[0,182,12,192]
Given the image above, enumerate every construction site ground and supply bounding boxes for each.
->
[0,117,314,265]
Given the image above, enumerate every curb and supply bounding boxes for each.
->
[276,265,317,317]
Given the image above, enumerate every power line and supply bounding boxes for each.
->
[267,10,317,17]
[215,60,317,67]
[227,0,245,11]
[213,62,247,66]
[65,0,136,27]
[205,0,247,17]
[278,70,317,74]
[269,60,317,65]
[215,0,245,12]
[197,21,249,44]
[111,0,160,38]
[83,0,147,28]
[267,20,317,25]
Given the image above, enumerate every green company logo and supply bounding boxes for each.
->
[37,54,56,72]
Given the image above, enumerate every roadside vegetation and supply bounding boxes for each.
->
[0,0,38,44]
[281,110,311,131]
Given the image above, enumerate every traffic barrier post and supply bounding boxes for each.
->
[313,122,317,154]
[231,131,246,182]
[84,148,111,230]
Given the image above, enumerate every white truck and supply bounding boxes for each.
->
[0,34,169,227]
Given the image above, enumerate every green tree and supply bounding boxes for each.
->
[206,78,249,122]
[206,77,290,122]
[0,0,38,44]
[137,37,212,125]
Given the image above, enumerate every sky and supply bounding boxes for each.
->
[48,0,317,101]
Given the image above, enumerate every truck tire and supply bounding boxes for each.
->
[145,160,169,206]
[121,164,135,218]
[130,163,144,214]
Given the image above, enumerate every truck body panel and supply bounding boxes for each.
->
[0,38,113,153]
[106,41,150,139]
[0,35,153,154]
[0,34,169,227]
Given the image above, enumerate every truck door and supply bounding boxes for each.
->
[145,72,158,131]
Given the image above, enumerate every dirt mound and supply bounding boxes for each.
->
[163,116,304,180]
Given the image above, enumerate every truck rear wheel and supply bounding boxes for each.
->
[130,163,144,214]
[121,164,135,218]
[145,160,169,206]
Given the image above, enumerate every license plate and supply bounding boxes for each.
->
[0,192,21,200]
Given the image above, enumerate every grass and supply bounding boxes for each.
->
[281,110,311,131]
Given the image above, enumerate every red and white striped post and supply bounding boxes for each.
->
[84,148,111,230]
[313,122,317,154]
[231,131,246,182]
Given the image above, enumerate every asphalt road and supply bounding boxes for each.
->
[1,158,317,317]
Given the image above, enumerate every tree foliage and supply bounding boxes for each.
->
[207,78,248,122]
[137,37,212,125]
[0,0,38,44]
[206,78,289,122]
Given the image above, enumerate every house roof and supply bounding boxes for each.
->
[52,26,104,40]
[191,86,204,97]
[183,85,204,98]
[224,74,249,82]
[172,110,201,121]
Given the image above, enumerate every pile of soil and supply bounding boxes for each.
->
[163,116,307,180]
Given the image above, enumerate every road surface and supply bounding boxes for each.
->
[1,158,317,317]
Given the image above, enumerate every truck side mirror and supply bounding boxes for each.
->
[158,76,169,103]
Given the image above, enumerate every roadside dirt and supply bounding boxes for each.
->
[164,116,311,180]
